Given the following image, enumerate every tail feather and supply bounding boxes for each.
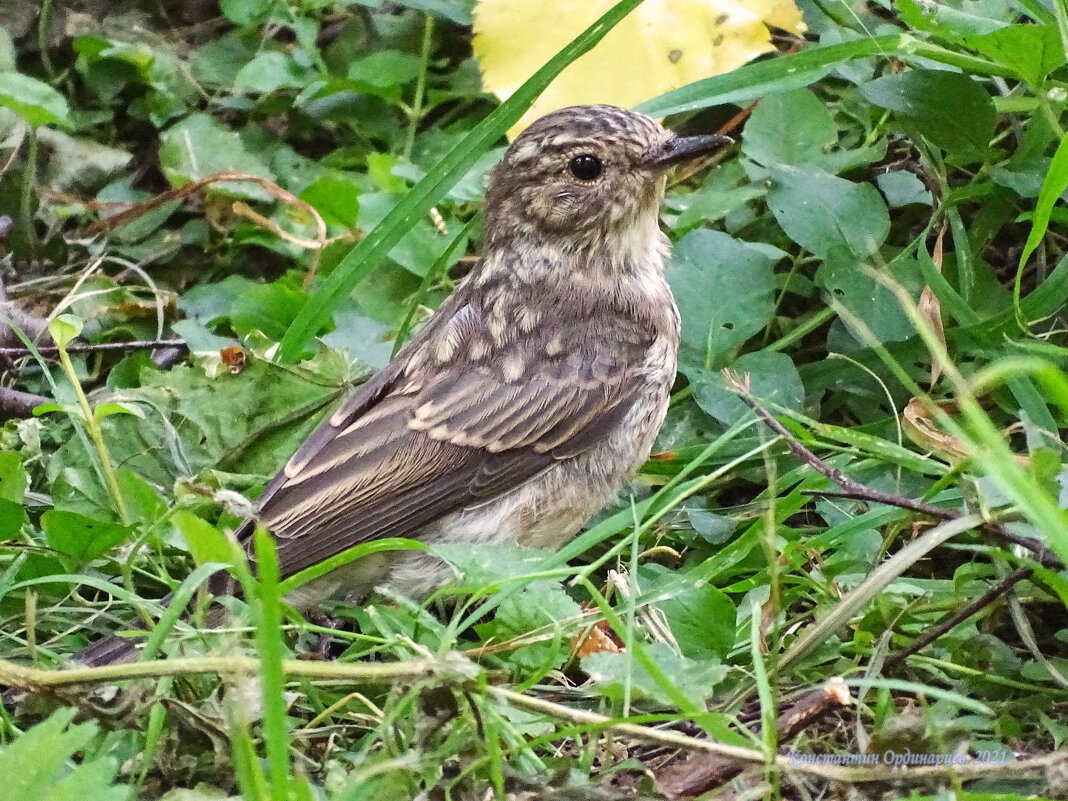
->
[78,628,146,666]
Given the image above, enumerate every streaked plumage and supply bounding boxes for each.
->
[80,105,729,664]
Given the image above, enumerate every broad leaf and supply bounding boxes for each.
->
[667,229,777,368]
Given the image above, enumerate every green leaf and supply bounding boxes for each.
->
[220,0,274,25]
[0,71,72,128]
[0,28,15,71]
[1016,130,1068,326]
[858,70,996,158]
[583,642,727,706]
[234,51,305,94]
[173,510,234,568]
[431,543,556,588]
[230,282,310,341]
[645,565,737,660]
[94,401,145,421]
[685,351,804,425]
[0,450,28,503]
[767,165,890,258]
[0,498,27,537]
[0,709,127,801]
[42,509,132,562]
[491,580,583,669]
[876,170,933,208]
[817,249,925,345]
[299,173,361,227]
[667,230,777,368]
[48,314,84,349]
[670,161,766,231]
[116,467,167,525]
[638,33,1011,119]
[158,113,276,201]
[277,0,648,362]
[741,88,837,168]
[191,34,259,87]
[347,50,424,88]
[964,23,1066,85]
[894,0,1016,40]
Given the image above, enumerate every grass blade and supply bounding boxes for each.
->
[638,34,1011,118]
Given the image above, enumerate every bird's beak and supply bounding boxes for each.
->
[647,133,733,170]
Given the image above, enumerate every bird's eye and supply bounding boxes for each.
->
[568,153,603,181]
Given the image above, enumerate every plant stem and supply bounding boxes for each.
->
[404,13,435,160]
[19,127,39,258]
[55,344,129,523]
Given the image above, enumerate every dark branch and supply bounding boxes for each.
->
[883,567,1034,669]
[0,385,52,420]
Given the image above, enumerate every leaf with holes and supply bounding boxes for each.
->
[667,229,777,369]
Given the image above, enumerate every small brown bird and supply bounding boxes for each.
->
[83,105,729,664]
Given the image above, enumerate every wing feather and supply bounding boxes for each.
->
[244,280,658,583]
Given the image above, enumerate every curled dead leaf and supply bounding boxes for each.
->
[571,619,624,660]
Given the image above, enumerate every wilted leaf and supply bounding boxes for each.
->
[37,128,132,192]
[474,0,805,136]
[572,620,624,659]
[902,397,972,463]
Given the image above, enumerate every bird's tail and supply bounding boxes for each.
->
[78,627,146,666]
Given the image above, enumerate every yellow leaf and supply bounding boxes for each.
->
[473,0,806,137]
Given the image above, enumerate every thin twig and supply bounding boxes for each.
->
[883,567,1034,669]
[0,338,186,357]
[80,169,329,290]
[725,371,1062,569]
[4,654,1060,785]
[656,679,852,797]
[0,654,476,690]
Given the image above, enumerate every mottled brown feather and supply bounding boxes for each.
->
[240,280,656,581]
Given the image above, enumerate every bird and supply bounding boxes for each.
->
[79,104,731,666]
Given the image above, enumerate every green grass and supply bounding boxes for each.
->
[2,0,1068,799]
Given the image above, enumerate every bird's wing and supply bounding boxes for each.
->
[249,287,657,579]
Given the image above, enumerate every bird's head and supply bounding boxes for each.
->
[483,105,730,250]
